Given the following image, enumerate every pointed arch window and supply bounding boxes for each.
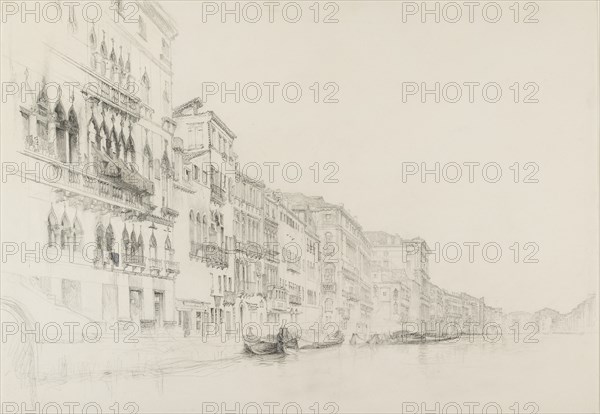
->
[127,133,136,165]
[118,128,126,160]
[149,233,157,260]
[109,126,118,157]
[73,215,83,250]
[67,106,79,163]
[89,25,97,50]
[35,86,51,156]
[189,210,195,250]
[105,223,114,253]
[99,120,109,152]
[95,224,105,262]
[122,225,130,260]
[47,210,58,245]
[54,101,68,162]
[143,141,152,179]
[202,215,208,243]
[60,211,71,250]
[130,228,137,258]
[164,236,173,261]
[196,213,202,247]
[88,117,99,150]
[137,233,144,260]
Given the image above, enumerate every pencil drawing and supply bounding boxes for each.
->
[1,1,598,413]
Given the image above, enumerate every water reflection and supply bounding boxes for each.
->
[34,333,598,413]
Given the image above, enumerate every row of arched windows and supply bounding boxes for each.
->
[88,114,136,165]
[47,208,83,249]
[47,208,174,266]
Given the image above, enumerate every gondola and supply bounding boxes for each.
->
[244,328,299,355]
[298,331,345,350]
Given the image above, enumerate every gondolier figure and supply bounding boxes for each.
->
[276,327,286,352]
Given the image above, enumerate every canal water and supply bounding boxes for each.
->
[32,333,598,413]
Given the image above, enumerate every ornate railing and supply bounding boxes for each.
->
[322,282,337,293]
[123,254,146,268]
[165,260,180,274]
[148,257,163,272]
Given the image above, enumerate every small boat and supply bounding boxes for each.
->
[388,332,460,345]
[244,328,299,355]
[299,331,344,350]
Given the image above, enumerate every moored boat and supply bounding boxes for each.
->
[299,331,345,350]
[244,328,299,355]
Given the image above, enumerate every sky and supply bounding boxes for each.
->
[163,1,599,314]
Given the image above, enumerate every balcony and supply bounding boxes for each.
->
[322,282,337,293]
[165,260,180,274]
[267,284,288,311]
[223,290,237,305]
[210,184,225,205]
[123,254,146,269]
[148,258,163,273]
[289,294,302,305]
[191,242,229,269]
[21,145,155,214]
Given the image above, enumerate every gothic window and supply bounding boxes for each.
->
[192,213,201,247]
[100,120,109,152]
[88,117,99,151]
[100,31,107,59]
[95,224,105,261]
[202,215,208,243]
[36,87,49,154]
[89,25,97,50]
[149,233,157,259]
[137,233,144,259]
[122,226,130,259]
[130,228,137,259]
[189,210,195,248]
[67,106,79,163]
[325,298,333,312]
[143,142,152,179]
[47,210,58,245]
[54,101,68,162]
[209,222,217,244]
[60,210,71,250]
[105,223,114,253]
[165,236,173,261]
[118,128,126,160]
[127,133,136,164]
[73,215,83,249]
[109,126,117,157]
